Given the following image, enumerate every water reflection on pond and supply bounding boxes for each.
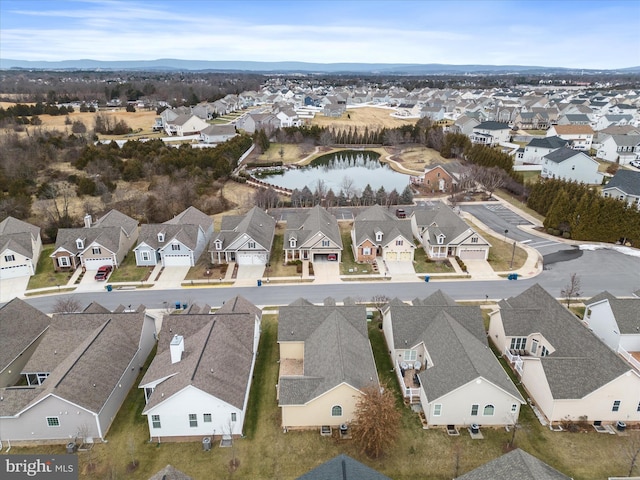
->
[252,150,409,193]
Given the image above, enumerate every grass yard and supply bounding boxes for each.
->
[108,253,152,283]
[258,142,304,163]
[184,255,228,281]
[520,170,541,185]
[338,222,377,276]
[391,145,450,172]
[310,106,415,130]
[413,247,456,274]
[484,232,528,272]
[268,224,303,277]
[27,245,73,290]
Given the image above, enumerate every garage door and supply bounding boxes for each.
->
[237,252,267,265]
[385,252,398,261]
[399,251,412,261]
[0,264,31,279]
[163,254,192,267]
[84,258,114,270]
[459,249,486,260]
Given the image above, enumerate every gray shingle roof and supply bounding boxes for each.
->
[138,224,201,251]
[388,299,522,402]
[499,284,632,399]
[607,134,640,147]
[55,209,137,255]
[278,303,378,405]
[603,169,640,196]
[164,206,213,232]
[211,206,276,253]
[0,298,50,373]
[412,203,479,245]
[543,147,583,164]
[297,454,391,480]
[526,136,568,150]
[93,209,138,237]
[140,296,259,411]
[0,307,147,416]
[475,121,510,131]
[455,448,571,480]
[285,205,342,251]
[0,217,40,259]
[585,292,640,335]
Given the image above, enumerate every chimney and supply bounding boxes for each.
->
[83,214,92,228]
[170,335,184,364]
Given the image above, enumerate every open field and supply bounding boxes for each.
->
[310,106,415,130]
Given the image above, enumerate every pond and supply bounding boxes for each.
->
[251,150,410,194]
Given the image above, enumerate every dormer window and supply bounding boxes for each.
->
[471,236,478,244]
[437,234,445,245]
[214,240,222,250]
[375,231,383,242]
[157,232,165,243]
[76,238,84,249]
[289,237,297,248]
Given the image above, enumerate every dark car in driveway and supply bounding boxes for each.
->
[94,265,113,281]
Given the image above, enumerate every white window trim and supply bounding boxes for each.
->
[470,404,479,416]
[141,251,150,261]
[4,254,15,262]
[58,256,70,267]
[331,405,342,417]
[46,416,60,427]
[189,413,198,427]
[483,404,495,416]
[433,404,442,416]
[151,414,161,429]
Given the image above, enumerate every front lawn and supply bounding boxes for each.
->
[268,224,302,277]
[108,253,152,283]
[413,247,455,274]
[27,245,72,290]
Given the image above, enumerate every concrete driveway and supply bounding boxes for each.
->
[153,266,190,289]
[463,259,501,280]
[0,275,30,302]
[312,259,340,284]
[235,264,265,287]
[384,260,420,282]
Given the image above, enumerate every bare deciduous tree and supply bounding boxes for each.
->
[371,294,390,313]
[351,382,401,459]
[53,296,82,313]
[560,273,582,308]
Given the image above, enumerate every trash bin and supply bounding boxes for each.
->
[512,273,518,280]
[257,279,262,287]
[175,302,181,310]
[106,284,112,292]
[202,437,211,451]
[424,276,430,283]
[182,303,187,309]
[66,442,76,454]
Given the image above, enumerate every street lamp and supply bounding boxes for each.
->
[504,229,508,242]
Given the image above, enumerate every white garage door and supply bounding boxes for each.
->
[163,254,192,267]
[84,257,114,270]
[399,251,412,261]
[0,264,31,279]
[236,252,267,265]
[384,251,398,261]
[459,249,486,260]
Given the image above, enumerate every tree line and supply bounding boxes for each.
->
[528,178,640,245]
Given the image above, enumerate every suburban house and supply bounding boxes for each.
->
[50,210,138,271]
[277,298,379,430]
[139,296,261,440]
[0,304,156,443]
[602,169,640,208]
[134,206,214,268]
[284,205,343,263]
[297,454,391,480]
[450,115,480,136]
[488,284,640,426]
[410,163,460,193]
[235,112,280,134]
[540,147,603,184]
[210,206,276,265]
[199,124,238,144]
[469,121,511,147]
[0,298,50,388]
[454,448,572,480]
[517,136,568,165]
[351,205,415,263]
[382,291,524,427]
[583,292,640,368]
[164,114,208,137]
[0,216,42,279]
[410,202,491,260]
[546,125,594,151]
[596,134,640,164]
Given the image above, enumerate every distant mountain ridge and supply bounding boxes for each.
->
[2,58,639,74]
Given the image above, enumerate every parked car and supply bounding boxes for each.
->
[630,159,640,168]
[94,265,113,281]
[327,254,337,261]
[395,208,406,218]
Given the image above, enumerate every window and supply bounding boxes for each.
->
[172,244,180,251]
[433,404,442,416]
[203,413,212,423]
[331,405,342,417]
[58,256,70,267]
[363,247,371,255]
[152,415,161,429]
[92,247,101,255]
[396,240,403,246]
[612,400,621,412]
[471,237,478,244]
[437,235,445,245]
[510,337,527,350]
[189,413,198,427]
[76,239,84,249]
[46,416,60,427]
[541,346,549,357]
[511,404,518,413]
[375,232,383,242]
[483,404,495,416]
[289,238,297,248]
[231,412,237,422]
[157,233,165,242]
[141,251,150,261]
[470,404,479,416]
[322,240,330,247]
[403,350,417,362]
[215,240,222,250]
[637,401,640,412]
[531,339,538,355]
[248,241,256,249]
[4,254,15,262]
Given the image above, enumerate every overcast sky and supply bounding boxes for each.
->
[1,0,639,69]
